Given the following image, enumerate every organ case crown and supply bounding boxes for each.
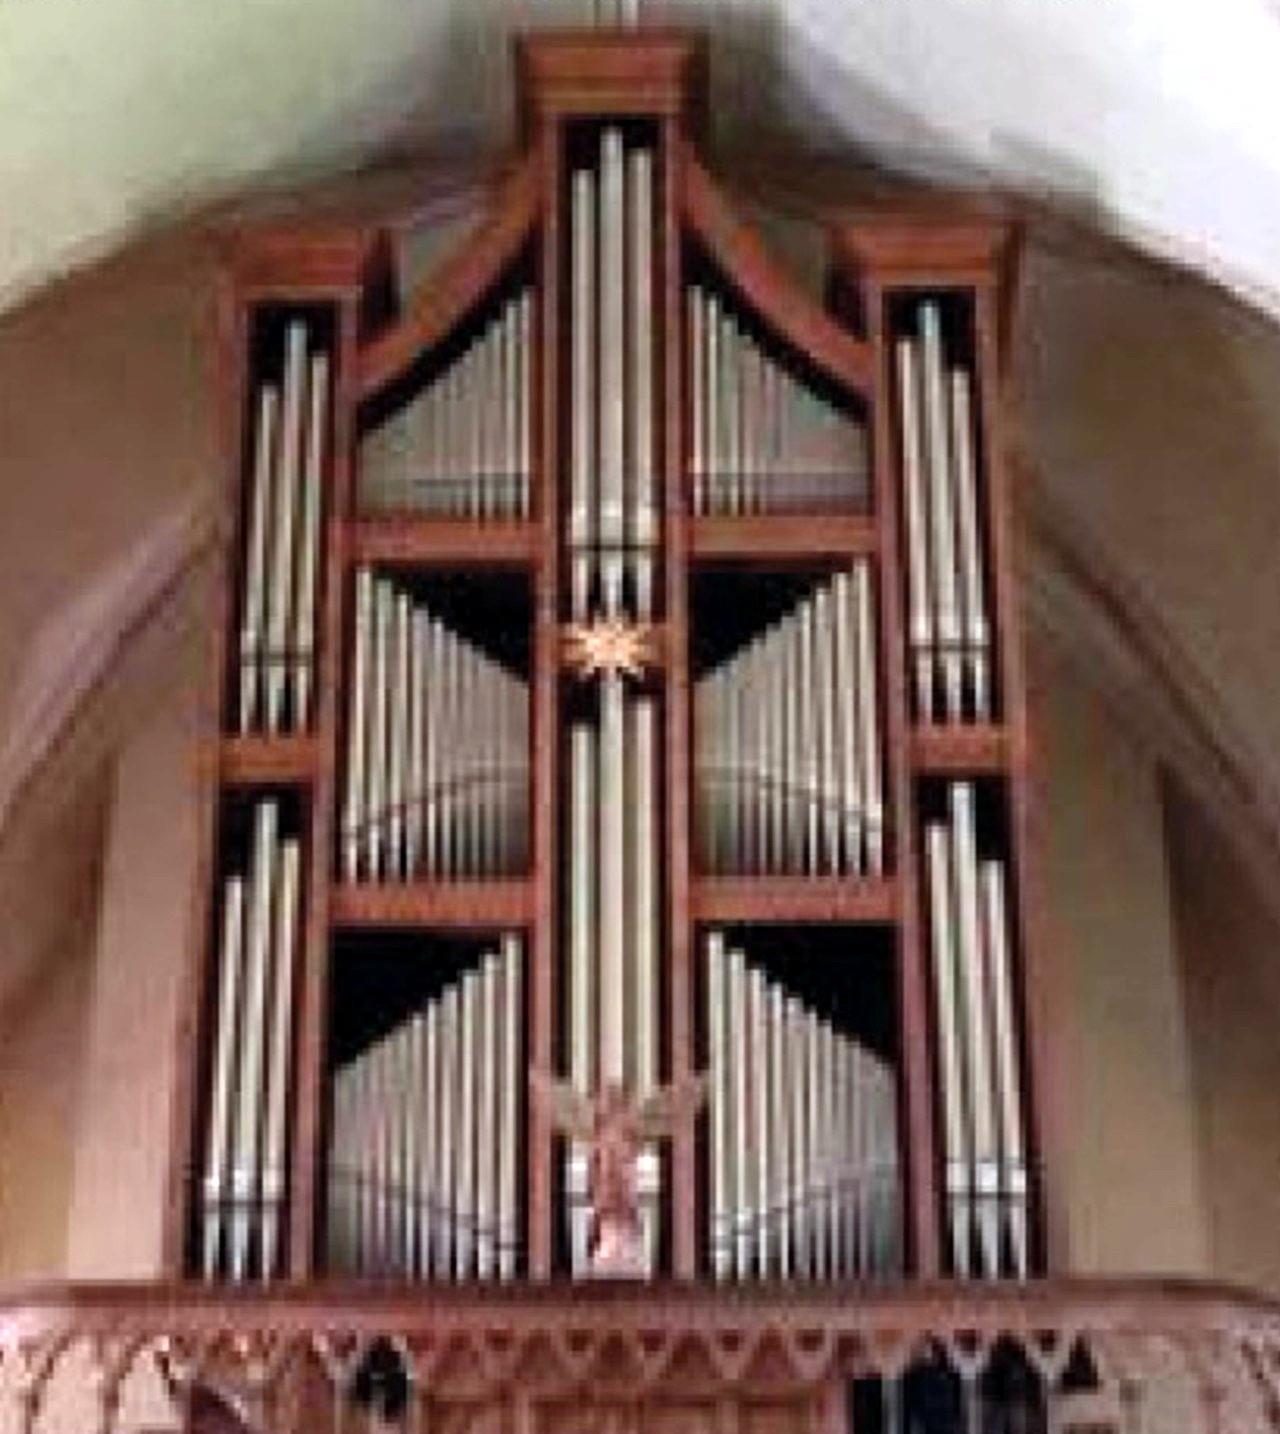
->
[173,28,1047,1292]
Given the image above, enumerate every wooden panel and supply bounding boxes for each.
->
[330,879,535,931]
[347,516,540,568]
[681,153,873,398]
[219,734,319,785]
[692,876,896,926]
[689,514,876,564]
[910,723,1008,775]
[359,158,540,397]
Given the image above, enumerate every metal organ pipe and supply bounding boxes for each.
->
[924,781,1029,1280]
[358,286,534,520]
[340,568,529,884]
[893,299,995,724]
[326,937,524,1282]
[703,932,900,1281]
[199,801,304,1282]
[235,320,329,736]
[685,282,869,515]
[695,563,883,880]
[562,126,663,1275]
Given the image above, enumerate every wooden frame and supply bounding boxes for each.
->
[172,26,1047,1297]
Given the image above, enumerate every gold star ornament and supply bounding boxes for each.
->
[562,617,658,680]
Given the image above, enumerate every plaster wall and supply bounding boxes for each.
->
[65,595,205,1277]
[1166,784,1280,1295]
[1034,644,1209,1278]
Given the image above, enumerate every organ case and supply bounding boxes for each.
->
[169,28,1050,1293]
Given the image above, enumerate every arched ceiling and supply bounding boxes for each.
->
[2,0,1279,317]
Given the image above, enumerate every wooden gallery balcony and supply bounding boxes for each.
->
[1,1277,1277,1434]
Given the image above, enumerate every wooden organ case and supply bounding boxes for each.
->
[171,26,1052,1434]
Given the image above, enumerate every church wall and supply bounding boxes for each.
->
[0,929,95,1280]
[1034,644,1210,1278]
[64,597,204,1278]
[1165,783,1280,1295]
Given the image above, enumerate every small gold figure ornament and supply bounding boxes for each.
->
[532,1072,705,1278]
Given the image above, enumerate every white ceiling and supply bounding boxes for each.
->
[2,0,1280,317]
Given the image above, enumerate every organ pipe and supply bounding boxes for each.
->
[199,801,304,1282]
[341,568,530,883]
[894,298,995,724]
[704,931,901,1281]
[359,285,535,520]
[235,318,328,736]
[560,125,664,1276]
[327,937,523,1282]
[686,281,869,516]
[924,782,1030,1279]
[696,563,883,879]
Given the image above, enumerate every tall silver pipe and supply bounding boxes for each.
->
[707,932,731,1280]
[950,782,999,1277]
[239,387,278,734]
[689,290,706,515]
[498,934,521,1280]
[229,800,278,1281]
[628,145,656,620]
[599,128,626,618]
[728,946,750,1278]
[855,562,885,877]
[950,368,991,720]
[259,836,300,1280]
[896,336,934,720]
[202,875,246,1279]
[570,168,596,619]
[920,304,963,721]
[264,322,307,733]
[476,954,498,1279]
[832,570,864,877]
[927,819,972,1276]
[292,352,328,728]
[981,857,1028,1278]
[598,671,627,1088]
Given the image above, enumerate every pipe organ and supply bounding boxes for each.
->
[182,26,1047,1328]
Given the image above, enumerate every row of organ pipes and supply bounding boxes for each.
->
[696,564,884,878]
[564,125,662,1272]
[236,318,329,735]
[687,284,869,516]
[327,936,523,1280]
[201,800,303,1281]
[341,567,529,884]
[360,287,534,520]
[705,932,901,1281]
[895,300,993,725]
[924,781,1029,1279]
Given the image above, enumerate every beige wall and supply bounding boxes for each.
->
[0,930,95,1280]
[1034,644,1209,1278]
[1165,783,1280,1295]
[65,590,205,1278]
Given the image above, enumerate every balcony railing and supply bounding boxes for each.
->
[1,1278,1278,1434]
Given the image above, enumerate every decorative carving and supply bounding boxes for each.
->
[533,1074,705,1277]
